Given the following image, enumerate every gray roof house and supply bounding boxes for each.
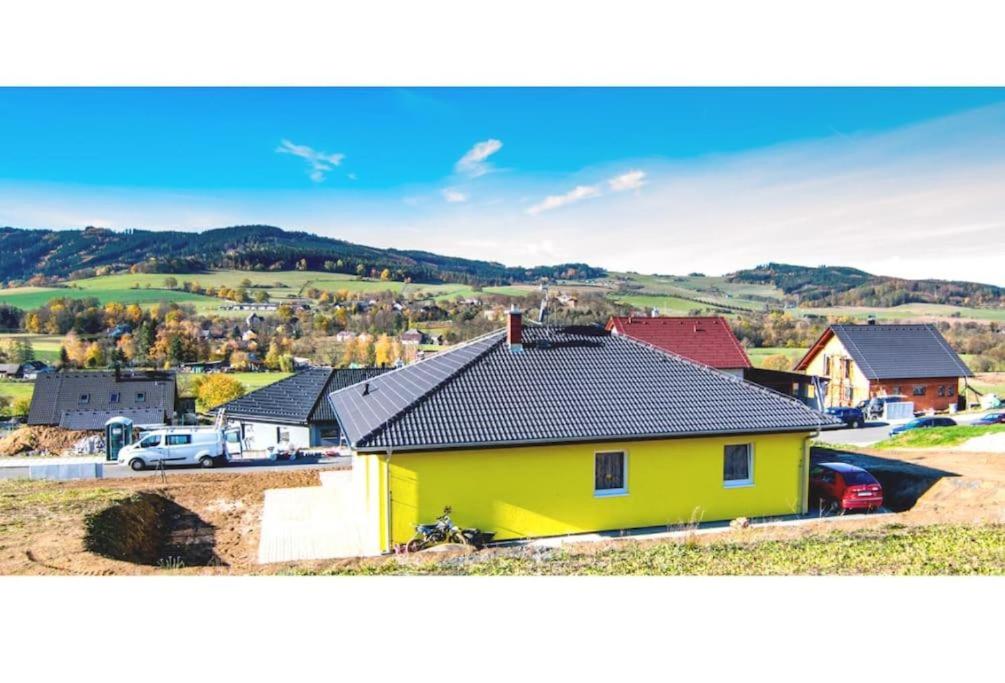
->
[325,309,841,550]
[216,366,389,449]
[27,370,177,429]
[329,316,838,453]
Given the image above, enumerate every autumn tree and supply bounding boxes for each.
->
[194,374,246,411]
[760,354,794,372]
[374,334,393,366]
[164,276,178,289]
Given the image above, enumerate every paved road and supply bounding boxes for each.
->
[104,454,352,478]
[0,454,352,480]
[815,412,988,447]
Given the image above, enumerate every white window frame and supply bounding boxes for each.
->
[723,443,755,488]
[594,449,628,497]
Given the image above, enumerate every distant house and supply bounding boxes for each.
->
[27,370,177,429]
[335,330,356,344]
[19,360,51,380]
[0,363,21,379]
[328,309,838,553]
[607,315,824,409]
[795,323,972,411]
[215,366,389,451]
[400,329,424,345]
[106,323,133,340]
[179,360,228,374]
[246,312,265,328]
[606,316,752,377]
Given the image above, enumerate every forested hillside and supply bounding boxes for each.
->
[729,262,1004,308]
[0,225,604,286]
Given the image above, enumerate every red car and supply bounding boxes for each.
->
[809,462,883,513]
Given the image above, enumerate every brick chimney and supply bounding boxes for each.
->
[507,305,523,352]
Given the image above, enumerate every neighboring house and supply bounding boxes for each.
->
[606,316,752,377]
[216,366,389,451]
[329,310,837,553]
[27,370,177,429]
[606,315,825,408]
[20,360,51,380]
[335,331,356,343]
[106,323,133,340]
[179,360,228,374]
[0,363,22,379]
[400,329,424,345]
[794,323,972,411]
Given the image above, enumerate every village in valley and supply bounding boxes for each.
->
[2,249,1004,575]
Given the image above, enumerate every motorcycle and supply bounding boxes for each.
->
[405,506,495,552]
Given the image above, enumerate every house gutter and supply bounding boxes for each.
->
[352,423,840,454]
[383,446,393,553]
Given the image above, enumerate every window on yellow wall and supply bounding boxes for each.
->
[594,451,626,496]
[723,444,753,487]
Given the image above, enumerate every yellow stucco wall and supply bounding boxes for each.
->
[358,431,811,551]
[802,335,871,406]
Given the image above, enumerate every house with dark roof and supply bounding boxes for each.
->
[328,309,838,552]
[216,366,389,451]
[794,322,972,411]
[607,315,824,409]
[27,370,177,430]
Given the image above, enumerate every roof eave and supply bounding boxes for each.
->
[350,423,833,453]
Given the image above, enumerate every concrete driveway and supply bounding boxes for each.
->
[257,469,378,563]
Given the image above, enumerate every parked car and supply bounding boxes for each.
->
[861,395,909,419]
[974,412,1005,426]
[826,406,866,428]
[118,427,242,471]
[889,416,957,437]
[809,462,884,513]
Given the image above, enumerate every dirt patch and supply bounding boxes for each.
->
[0,426,93,456]
[0,468,322,575]
[84,492,224,567]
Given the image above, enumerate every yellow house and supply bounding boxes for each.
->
[329,311,838,552]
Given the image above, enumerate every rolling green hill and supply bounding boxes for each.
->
[0,224,604,286]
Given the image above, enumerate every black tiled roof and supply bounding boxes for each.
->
[59,408,169,430]
[328,325,839,452]
[217,367,389,425]
[27,370,175,427]
[830,324,972,380]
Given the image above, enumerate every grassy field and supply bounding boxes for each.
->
[0,333,64,362]
[299,524,1005,575]
[0,269,531,316]
[874,425,1005,449]
[746,347,808,368]
[795,302,1005,323]
[0,380,34,403]
[969,373,1005,397]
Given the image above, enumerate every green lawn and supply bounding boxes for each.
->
[747,347,809,369]
[0,333,65,362]
[296,524,1005,575]
[229,372,293,391]
[0,380,34,403]
[794,302,1005,323]
[609,293,723,313]
[874,425,1005,449]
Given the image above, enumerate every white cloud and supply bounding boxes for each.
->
[526,169,645,215]
[526,184,601,215]
[608,169,647,192]
[276,139,345,182]
[455,138,502,177]
[442,188,468,203]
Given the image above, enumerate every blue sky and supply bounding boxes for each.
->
[2,88,1005,283]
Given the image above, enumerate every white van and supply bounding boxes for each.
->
[118,427,243,471]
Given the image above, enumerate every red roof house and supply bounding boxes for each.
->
[605,316,752,375]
